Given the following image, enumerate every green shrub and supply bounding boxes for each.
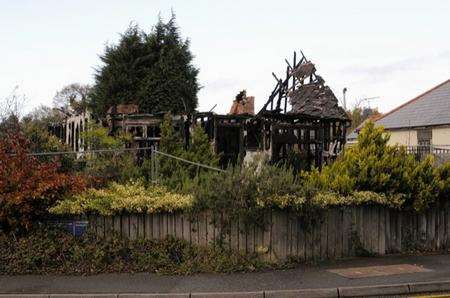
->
[157,114,219,190]
[435,162,450,203]
[0,227,271,275]
[81,123,139,183]
[185,155,304,228]
[301,121,444,212]
[49,180,193,216]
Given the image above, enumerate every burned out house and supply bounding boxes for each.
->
[106,104,188,151]
[59,51,350,169]
[193,52,350,168]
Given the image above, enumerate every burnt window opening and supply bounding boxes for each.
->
[147,126,161,138]
[128,126,144,138]
[245,122,261,150]
[216,125,241,166]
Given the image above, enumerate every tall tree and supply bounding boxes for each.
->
[0,86,26,136]
[53,83,91,114]
[90,15,200,117]
[348,106,381,132]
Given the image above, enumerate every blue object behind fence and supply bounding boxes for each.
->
[50,220,89,236]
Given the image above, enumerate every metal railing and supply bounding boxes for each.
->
[406,145,450,160]
[21,146,225,182]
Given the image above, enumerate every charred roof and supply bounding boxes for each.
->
[259,51,349,122]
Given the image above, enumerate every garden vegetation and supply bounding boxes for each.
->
[3,118,450,274]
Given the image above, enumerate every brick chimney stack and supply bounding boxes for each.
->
[229,90,255,115]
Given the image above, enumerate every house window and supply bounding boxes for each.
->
[417,129,432,146]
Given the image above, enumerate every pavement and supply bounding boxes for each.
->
[2,254,450,296]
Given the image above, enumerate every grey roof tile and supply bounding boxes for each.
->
[376,80,450,129]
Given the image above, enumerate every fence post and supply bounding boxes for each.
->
[155,147,159,182]
[150,146,155,183]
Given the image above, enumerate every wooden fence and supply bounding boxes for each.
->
[85,205,450,261]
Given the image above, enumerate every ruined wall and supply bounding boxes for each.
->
[66,112,89,152]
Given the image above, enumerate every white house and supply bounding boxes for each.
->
[375,79,450,149]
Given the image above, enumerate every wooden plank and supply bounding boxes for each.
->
[446,203,450,249]
[182,214,191,243]
[104,216,113,240]
[396,211,402,252]
[362,207,370,253]
[286,210,292,257]
[271,211,281,260]
[427,210,434,249]
[297,217,306,261]
[342,207,351,257]
[96,215,105,238]
[271,210,288,261]
[113,215,121,236]
[281,210,289,260]
[167,213,175,237]
[122,214,130,239]
[254,221,264,256]
[289,212,298,257]
[161,213,169,239]
[145,214,153,239]
[389,211,396,252]
[320,212,328,260]
[378,207,386,255]
[304,224,313,261]
[349,207,357,257]
[138,214,145,239]
[438,208,445,250]
[385,209,391,253]
[230,215,239,251]
[206,211,216,245]
[191,214,199,245]
[237,218,247,252]
[247,224,255,254]
[222,213,232,251]
[372,206,379,254]
[411,213,417,246]
[198,212,208,246]
[129,214,138,240]
[152,213,160,240]
[335,208,343,259]
[327,209,335,259]
[262,211,272,262]
[214,212,224,247]
[357,207,364,254]
[419,213,427,247]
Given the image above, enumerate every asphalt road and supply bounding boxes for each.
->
[2,254,450,294]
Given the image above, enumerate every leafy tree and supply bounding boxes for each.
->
[0,86,26,136]
[0,86,26,123]
[81,123,137,182]
[348,106,381,131]
[90,15,199,117]
[19,106,76,171]
[0,132,86,233]
[53,83,91,114]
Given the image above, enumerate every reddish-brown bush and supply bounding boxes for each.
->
[0,132,86,232]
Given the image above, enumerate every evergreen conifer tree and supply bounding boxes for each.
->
[90,14,199,117]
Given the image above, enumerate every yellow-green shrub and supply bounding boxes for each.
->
[49,180,193,215]
[301,121,442,212]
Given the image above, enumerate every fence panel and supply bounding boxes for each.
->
[82,205,450,261]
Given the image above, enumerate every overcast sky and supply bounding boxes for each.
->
[1,0,449,115]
